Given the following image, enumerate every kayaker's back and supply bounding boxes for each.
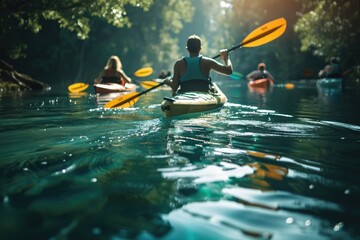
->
[179,56,209,93]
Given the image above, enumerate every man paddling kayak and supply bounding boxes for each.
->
[164,35,233,95]
[318,56,342,78]
[246,63,275,82]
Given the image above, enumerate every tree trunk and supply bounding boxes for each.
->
[0,60,50,92]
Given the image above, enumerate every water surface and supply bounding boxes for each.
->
[1,79,359,239]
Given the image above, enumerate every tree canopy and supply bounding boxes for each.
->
[0,0,154,58]
[294,0,360,68]
[1,0,359,87]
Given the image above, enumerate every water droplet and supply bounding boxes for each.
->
[92,227,101,235]
[91,178,98,183]
[286,217,294,224]
[334,222,344,231]
[309,184,314,189]
[344,189,350,194]
[3,196,9,204]
[304,219,312,227]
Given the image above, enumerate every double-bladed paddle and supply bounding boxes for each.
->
[105,18,287,108]
[68,67,153,93]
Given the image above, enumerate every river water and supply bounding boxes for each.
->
[1,78,359,239]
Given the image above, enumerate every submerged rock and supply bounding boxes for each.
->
[0,59,50,93]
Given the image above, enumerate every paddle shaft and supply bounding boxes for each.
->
[135,81,166,98]
[110,81,166,108]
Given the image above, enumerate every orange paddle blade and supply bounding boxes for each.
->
[104,92,140,108]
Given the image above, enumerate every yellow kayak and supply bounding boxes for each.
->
[161,82,227,117]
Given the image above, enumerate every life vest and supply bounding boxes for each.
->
[326,63,341,78]
[252,70,268,80]
[180,56,208,82]
[102,69,125,85]
[179,56,209,92]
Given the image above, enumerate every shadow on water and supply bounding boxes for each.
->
[0,79,360,239]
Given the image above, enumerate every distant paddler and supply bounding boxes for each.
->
[318,57,342,79]
[94,55,132,85]
[246,63,275,83]
[246,63,275,90]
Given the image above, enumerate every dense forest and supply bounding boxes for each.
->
[0,0,359,90]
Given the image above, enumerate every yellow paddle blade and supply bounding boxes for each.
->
[140,81,159,89]
[68,83,89,93]
[104,92,140,109]
[241,18,287,47]
[284,83,295,89]
[134,67,153,77]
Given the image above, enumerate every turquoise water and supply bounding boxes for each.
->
[1,79,360,239]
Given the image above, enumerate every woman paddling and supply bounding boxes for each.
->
[95,56,132,85]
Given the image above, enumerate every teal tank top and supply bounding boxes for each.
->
[180,56,208,82]
[327,63,341,77]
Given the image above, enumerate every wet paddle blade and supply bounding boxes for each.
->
[230,71,243,80]
[241,18,287,47]
[68,83,89,93]
[134,67,153,77]
[284,83,295,89]
[104,92,141,108]
[140,81,159,89]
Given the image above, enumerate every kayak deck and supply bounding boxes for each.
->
[316,78,342,89]
[94,83,137,94]
[161,83,227,117]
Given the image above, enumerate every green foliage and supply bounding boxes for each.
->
[205,0,306,80]
[1,0,194,86]
[2,0,154,38]
[294,0,360,66]
[0,0,154,58]
[3,0,359,87]
[145,0,194,70]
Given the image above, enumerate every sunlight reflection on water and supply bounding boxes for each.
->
[0,82,359,239]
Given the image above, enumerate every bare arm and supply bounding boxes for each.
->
[246,70,257,81]
[164,60,181,95]
[94,70,104,84]
[266,71,275,82]
[208,49,233,75]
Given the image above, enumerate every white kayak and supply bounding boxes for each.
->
[161,82,227,117]
[94,83,137,94]
[316,78,342,89]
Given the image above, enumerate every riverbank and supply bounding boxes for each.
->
[0,60,50,93]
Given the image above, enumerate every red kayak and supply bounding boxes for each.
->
[93,83,137,94]
[248,78,274,88]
